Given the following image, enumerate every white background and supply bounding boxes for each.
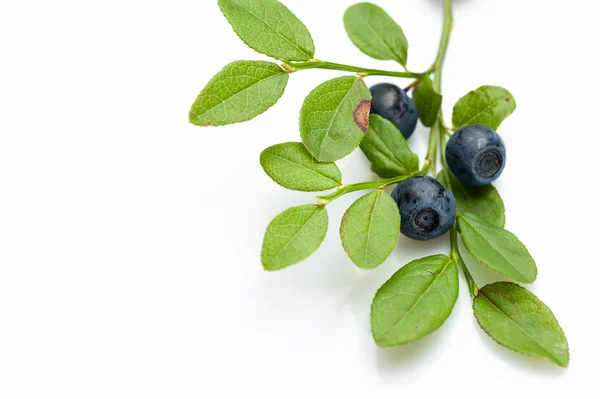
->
[1,0,599,397]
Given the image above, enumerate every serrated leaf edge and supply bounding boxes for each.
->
[259,143,342,192]
[473,282,570,367]
[458,213,536,283]
[261,206,328,271]
[452,86,516,129]
[189,61,289,126]
[218,0,314,61]
[343,3,408,65]
[340,190,399,270]
[372,256,458,346]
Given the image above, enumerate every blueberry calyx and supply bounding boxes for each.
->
[413,208,440,233]
[391,176,457,241]
[445,124,506,186]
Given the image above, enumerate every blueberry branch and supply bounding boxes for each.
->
[426,0,454,176]
[450,224,479,297]
[433,0,453,93]
[284,60,433,79]
[403,80,420,92]
[316,177,409,205]
[439,117,449,169]
[427,121,440,175]
[433,0,479,297]
[316,0,455,207]
[316,161,430,205]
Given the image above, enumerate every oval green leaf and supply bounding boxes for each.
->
[300,76,372,162]
[340,190,400,270]
[458,212,537,283]
[261,205,328,271]
[438,169,505,228]
[218,0,315,61]
[260,142,342,192]
[452,86,516,130]
[189,61,288,126]
[474,282,569,367]
[359,114,419,178]
[343,2,408,66]
[371,255,459,347]
[413,76,442,127]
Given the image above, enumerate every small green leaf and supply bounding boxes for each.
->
[371,255,459,347]
[438,169,505,228]
[458,213,537,283]
[474,282,569,367]
[343,2,408,66]
[300,76,372,162]
[452,86,516,130]
[261,205,328,271]
[218,0,315,61]
[260,142,342,192]
[340,190,400,270]
[413,76,442,127]
[189,61,288,126]
[360,114,419,178]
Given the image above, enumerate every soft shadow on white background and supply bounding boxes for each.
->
[1,0,598,397]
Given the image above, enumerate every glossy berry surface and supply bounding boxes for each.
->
[445,124,506,186]
[391,176,457,241]
[369,83,418,139]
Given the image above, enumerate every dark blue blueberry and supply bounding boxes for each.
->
[391,176,456,241]
[446,124,506,186]
[369,83,418,139]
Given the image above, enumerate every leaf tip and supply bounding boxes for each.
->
[262,263,276,272]
[374,337,391,347]
[261,255,281,272]
[188,111,213,127]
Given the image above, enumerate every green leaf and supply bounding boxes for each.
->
[412,76,442,127]
[474,282,569,367]
[371,255,459,347]
[189,61,288,126]
[452,86,516,130]
[261,205,328,271]
[458,213,537,283]
[438,169,505,228]
[260,142,342,192]
[218,0,315,61]
[340,190,400,270]
[300,76,372,162]
[343,2,408,66]
[359,114,419,178]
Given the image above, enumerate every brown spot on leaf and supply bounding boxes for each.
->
[354,100,371,133]
[504,97,511,103]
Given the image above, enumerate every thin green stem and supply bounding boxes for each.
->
[317,162,430,205]
[450,224,479,297]
[433,0,453,93]
[438,1,476,296]
[285,60,433,79]
[404,79,420,92]
[424,0,453,176]
[316,177,406,205]
[313,0,453,206]
[427,122,439,176]
[439,117,449,170]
